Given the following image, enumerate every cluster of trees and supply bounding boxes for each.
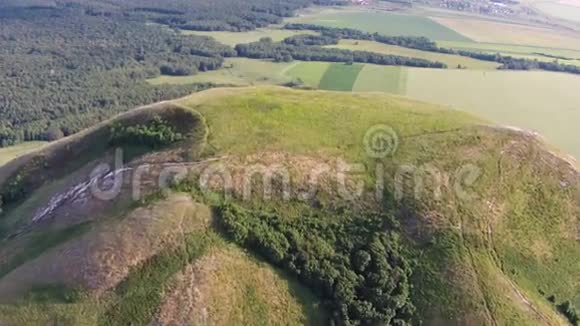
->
[285,23,580,75]
[285,23,440,51]
[109,116,184,149]
[235,38,447,68]
[218,202,415,325]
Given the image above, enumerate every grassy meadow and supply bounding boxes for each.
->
[181,28,318,46]
[175,87,579,323]
[286,7,472,41]
[403,68,580,159]
[0,142,47,167]
[149,57,580,160]
[318,63,363,91]
[148,58,297,86]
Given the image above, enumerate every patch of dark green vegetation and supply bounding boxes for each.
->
[0,222,92,278]
[319,63,364,91]
[109,116,184,149]
[19,284,85,304]
[544,294,580,326]
[216,201,415,326]
[99,231,216,326]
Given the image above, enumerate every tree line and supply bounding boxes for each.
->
[284,23,580,74]
[235,37,447,68]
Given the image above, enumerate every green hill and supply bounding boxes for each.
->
[0,86,577,325]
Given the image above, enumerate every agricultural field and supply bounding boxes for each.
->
[328,39,500,69]
[147,58,331,88]
[352,66,407,93]
[181,28,318,46]
[148,58,297,86]
[531,0,580,23]
[318,63,363,91]
[402,69,580,159]
[285,7,472,41]
[0,142,47,167]
[438,41,580,65]
[432,16,580,50]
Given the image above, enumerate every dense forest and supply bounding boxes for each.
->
[0,0,345,147]
[235,37,447,68]
[217,201,415,325]
[285,23,580,74]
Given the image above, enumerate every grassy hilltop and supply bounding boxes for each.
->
[0,86,577,325]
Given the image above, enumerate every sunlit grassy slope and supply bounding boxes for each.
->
[176,87,578,325]
[0,142,47,167]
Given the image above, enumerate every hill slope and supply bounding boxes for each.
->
[0,86,577,325]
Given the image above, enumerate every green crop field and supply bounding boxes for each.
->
[147,58,332,88]
[438,41,580,65]
[351,65,407,93]
[147,58,297,86]
[0,142,47,167]
[318,63,364,91]
[285,61,330,87]
[402,68,580,159]
[292,63,580,159]
[329,40,500,69]
[286,7,472,42]
[181,28,319,46]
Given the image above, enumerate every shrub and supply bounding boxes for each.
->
[109,116,184,149]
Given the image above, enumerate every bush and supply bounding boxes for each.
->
[109,116,184,149]
[557,301,579,326]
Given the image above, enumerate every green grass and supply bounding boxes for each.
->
[340,65,580,159]
[175,87,577,324]
[355,64,407,93]
[402,68,580,159]
[352,65,408,93]
[148,58,299,86]
[438,41,580,65]
[329,39,500,70]
[286,7,472,41]
[100,230,216,325]
[285,61,330,87]
[177,87,480,161]
[181,28,319,46]
[0,142,47,167]
[318,63,363,91]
